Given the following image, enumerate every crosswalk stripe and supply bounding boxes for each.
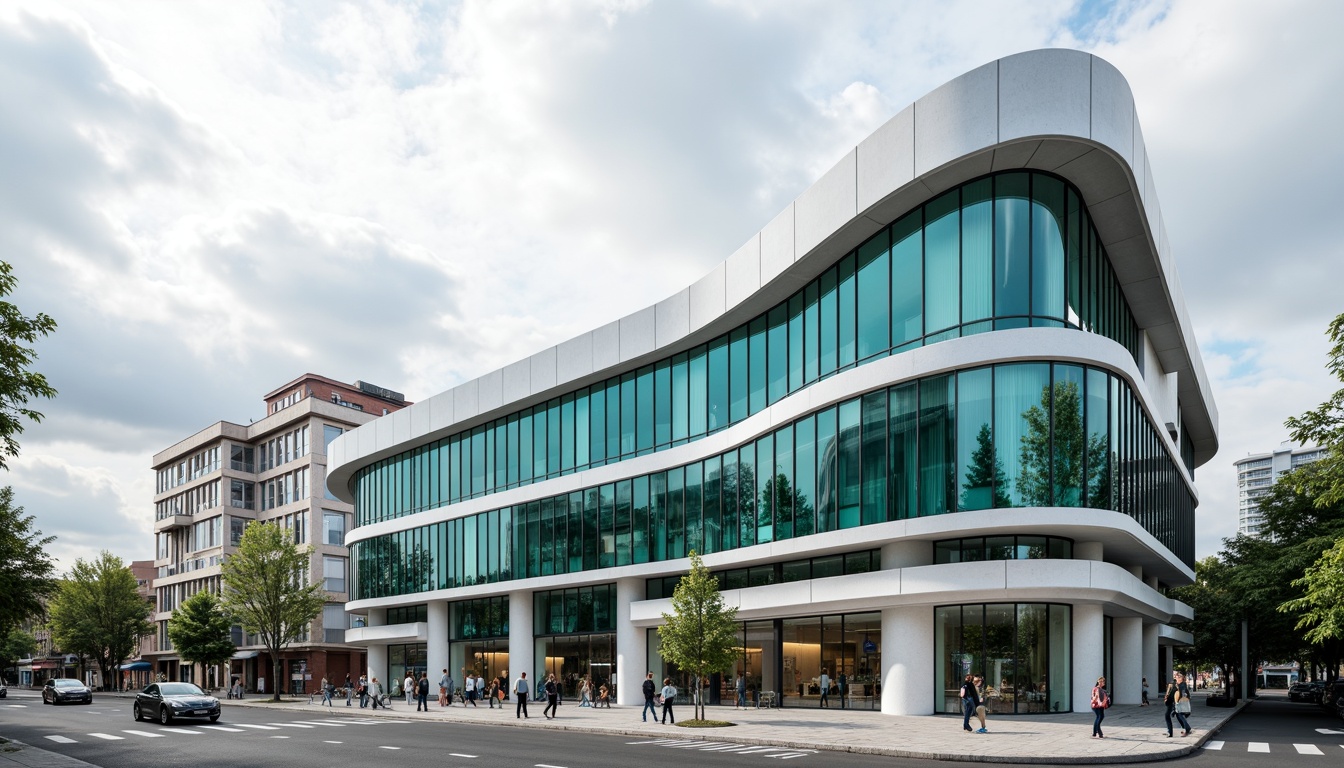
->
[87,733,124,740]
[122,730,165,738]
[269,722,315,728]
[198,725,244,732]
[160,728,202,734]
[235,724,281,730]
[297,721,347,727]
[45,736,76,743]
[1204,740,1224,750]
[1294,744,1324,755]
[1248,742,1270,753]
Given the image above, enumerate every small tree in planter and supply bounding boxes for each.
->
[657,551,739,723]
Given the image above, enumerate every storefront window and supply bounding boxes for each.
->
[936,603,1070,715]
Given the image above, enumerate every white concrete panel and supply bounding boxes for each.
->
[688,262,726,333]
[760,203,796,286]
[999,49,1091,142]
[883,605,933,715]
[391,407,411,447]
[409,400,430,438]
[357,418,376,458]
[452,380,479,423]
[530,346,557,394]
[556,332,594,386]
[477,368,503,414]
[374,413,395,454]
[367,644,387,693]
[1131,117,1148,212]
[619,306,656,363]
[725,234,761,310]
[592,320,621,373]
[738,579,813,613]
[795,149,858,262]
[1073,604,1104,713]
[502,359,530,405]
[914,59,998,177]
[1005,559,1091,590]
[1113,617,1143,705]
[427,391,454,433]
[1142,622,1160,704]
[881,541,931,569]
[901,561,1007,594]
[654,289,690,349]
[427,602,449,688]
[508,590,534,691]
[857,105,915,214]
[615,578,645,707]
[1089,55,1135,167]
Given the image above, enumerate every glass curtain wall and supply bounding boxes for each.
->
[354,362,1195,600]
[449,597,509,690]
[934,604,1070,715]
[356,172,1143,527]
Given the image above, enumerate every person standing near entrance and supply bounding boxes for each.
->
[543,674,560,719]
[1090,675,1110,738]
[416,672,430,712]
[660,678,677,724]
[358,674,369,708]
[642,672,658,721]
[403,672,415,706]
[819,669,831,707]
[514,671,530,718]
[369,677,384,709]
[735,674,746,709]
[344,674,353,706]
[439,669,450,707]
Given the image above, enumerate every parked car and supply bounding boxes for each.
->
[1288,682,1313,701]
[0,681,7,698]
[1319,680,1344,713]
[42,678,92,705]
[133,682,220,725]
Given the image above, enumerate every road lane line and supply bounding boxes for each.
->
[158,728,202,734]
[198,725,244,732]
[1204,741,1224,750]
[298,721,347,727]
[122,730,166,738]
[235,723,281,730]
[1294,744,1324,755]
[270,722,315,728]
[87,733,124,740]
[379,746,401,750]
[1248,742,1270,753]
[536,764,569,768]
[323,740,343,744]
[45,736,76,743]
[449,754,478,758]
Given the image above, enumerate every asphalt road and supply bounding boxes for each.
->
[9,688,1338,767]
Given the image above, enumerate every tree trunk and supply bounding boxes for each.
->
[272,656,283,702]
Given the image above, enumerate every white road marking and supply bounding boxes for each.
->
[536,764,569,768]
[269,722,315,728]
[235,723,281,730]
[1294,744,1324,755]
[198,725,244,732]
[1316,728,1344,735]
[87,733,124,740]
[4,704,27,708]
[122,730,166,738]
[450,754,478,759]
[1248,742,1270,753]
[270,735,290,739]
[1204,740,1224,750]
[159,728,202,734]
[379,746,401,750]
[765,755,812,760]
[323,740,343,744]
[45,736,76,743]
[298,721,347,727]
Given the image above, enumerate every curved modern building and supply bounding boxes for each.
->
[327,49,1217,717]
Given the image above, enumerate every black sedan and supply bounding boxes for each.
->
[133,682,221,725]
[42,678,92,705]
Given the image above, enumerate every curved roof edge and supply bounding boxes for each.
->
[328,48,1218,502]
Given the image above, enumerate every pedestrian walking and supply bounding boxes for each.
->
[417,671,430,711]
[660,678,677,724]
[642,672,658,722]
[1171,670,1193,736]
[320,676,333,706]
[959,674,986,733]
[598,683,610,707]
[344,674,353,706]
[819,668,831,707]
[514,671,530,719]
[439,668,450,706]
[543,674,560,719]
[358,674,369,708]
[403,672,415,706]
[1142,677,1150,706]
[735,674,746,709]
[487,677,499,708]
[1090,675,1111,738]
[369,677,384,709]
[579,677,592,707]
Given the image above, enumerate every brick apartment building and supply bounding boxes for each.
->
[144,375,408,694]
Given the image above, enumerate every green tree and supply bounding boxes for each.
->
[48,552,154,691]
[1285,312,1344,507]
[658,551,739,722]
[168,590,236,689]
[0,261,57,470]
[0,627,38,678]
[960,423,1011,509]
[1018,380,1108,507]
[0,487,57,637]
[221,521,325,701]
[1279,538,1344,645]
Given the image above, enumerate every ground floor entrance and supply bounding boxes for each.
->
[536,633,615,699]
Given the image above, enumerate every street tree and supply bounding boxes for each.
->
[1285,311,1344,507]
[0,627,38,677]
[48,552,153,690]
[658,550,739,722]
[0,261,57,470]
[0,487,57,637]
[168,590,236,690]
[1279,537,1344,646]
[221,521,325,701]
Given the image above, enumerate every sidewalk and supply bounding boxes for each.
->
[223,692,1244,764]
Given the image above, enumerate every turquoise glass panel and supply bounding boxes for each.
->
[748,316,767,415]
[547,400,561,475]
[838,253,857,368]
[956,367,995,511]
[651,472,667,561]
[1052,364,1085,507]
[738,444,756,545]
[925,190,959,334]
[819,267,837,376]
[774,424,793,541]
[788,293,804,392]
[837,399,861,529]
[599,484,615,568]
[767,304,788,405]
[721,451,738,551]
[619,373,636,457]
[994,362,1051,507]
[856,230,890,360]
[1085,368,1111,509]
[568,492,582,573]
[702,455,721,554]
[637,365,654,453]
[1032,174,1066,320]
[755,433,774,544]
[919,374,955,516]
[666,467,684,559]
[729,327,748,423]
[671,352,688,442]
[892,211,923,347]
[804,281,820,384]
[994,173,1030,318]
[707,338,728,432]
[616,479,632,567]
[684,462,702,555]
[654,361,671,447]
[633,477,650,564]
[962,178,993,323]
[689,346,708,438]
[574,393,589,473]
[588,388,604,467]
[816,406,837,532]
[860,391,886,526]
[793,416,816,537]
[532,407,546,479]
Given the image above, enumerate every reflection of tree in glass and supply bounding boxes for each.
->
[1018,381,1108,507]
[760,473,814,535]
[406,544,434,591]
[961,424,1011,509]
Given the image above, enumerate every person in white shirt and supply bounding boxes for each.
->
[404,673,415,706]
[660,678,677,724]
[819,669,831,707]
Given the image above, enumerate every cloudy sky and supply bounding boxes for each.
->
[3,0,1341,571]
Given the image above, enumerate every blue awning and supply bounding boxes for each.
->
[119,661,152,671]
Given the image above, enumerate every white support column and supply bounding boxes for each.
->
[1113,617,1142,704]
[881,605,933,715]
[1072,604,1104,713]
[365,608,387,689]
[1142,623,1159,698]
[508,589,534,691]
[615,578,646,706]
[427,601,449,681]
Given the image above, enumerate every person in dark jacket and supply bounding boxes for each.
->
[543,674,560,719]
[959,674,981,732]
[416,672,430,711]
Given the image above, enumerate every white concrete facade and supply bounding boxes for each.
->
[329,49,1215,718]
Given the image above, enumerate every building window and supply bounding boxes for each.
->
[230,480,255,510]
[323,511,346,546]
[323,556,347,593]
[230,444,254,473]
[935,603,1071,715]
[322,604,346,643]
